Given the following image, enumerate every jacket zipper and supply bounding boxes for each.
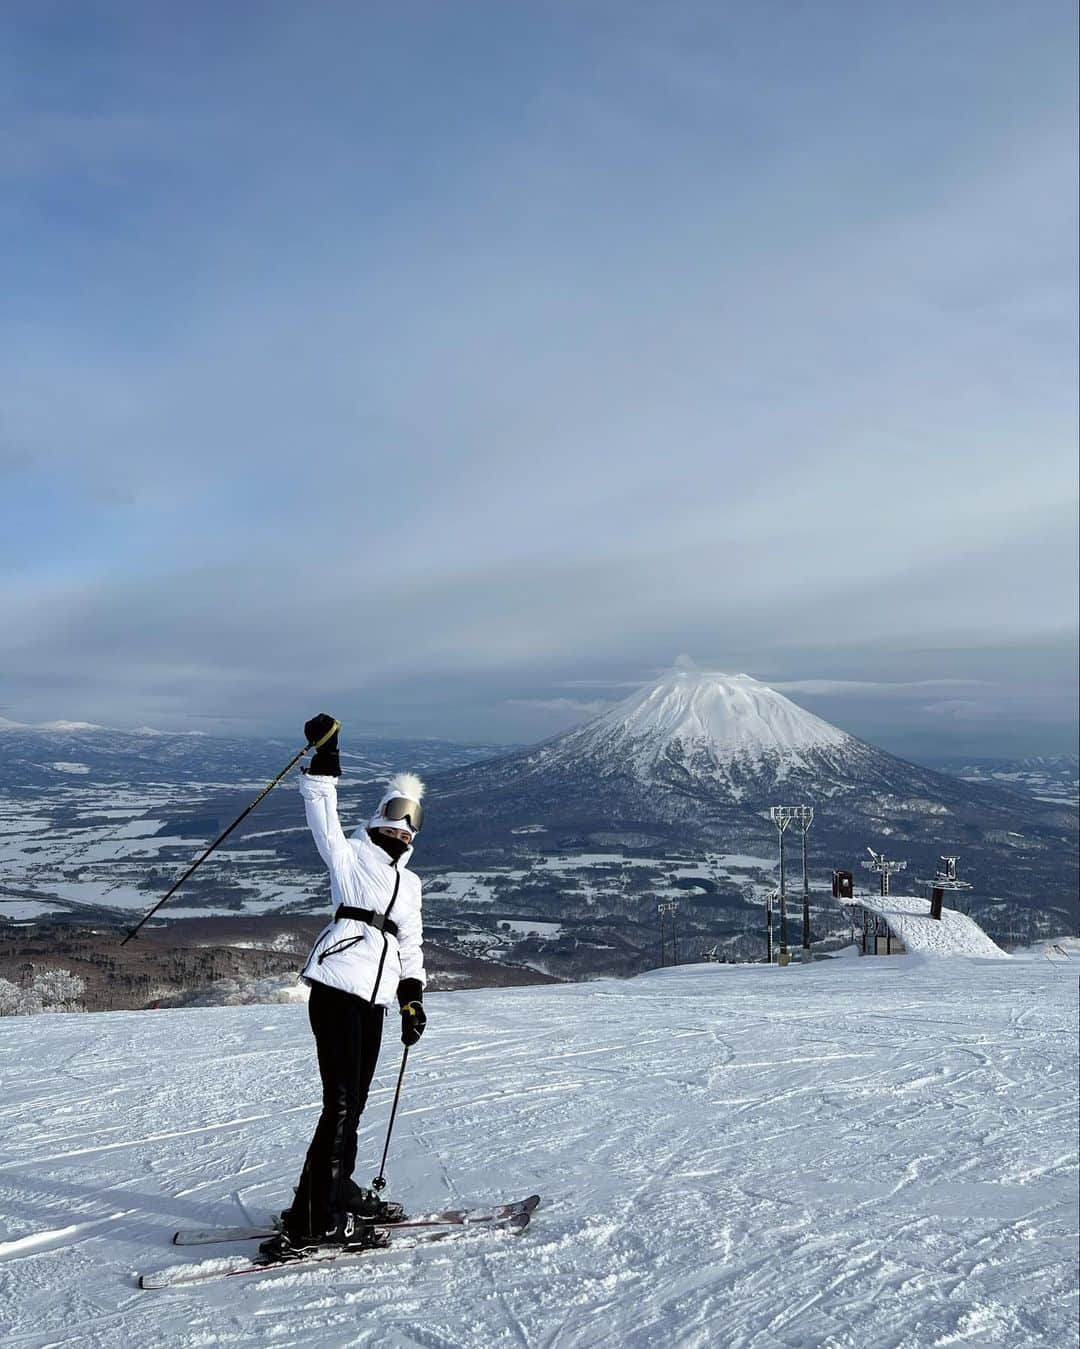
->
[367,862,402,1006]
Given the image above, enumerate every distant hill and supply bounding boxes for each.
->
[0,724,502,791]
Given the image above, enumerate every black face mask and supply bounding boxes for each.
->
[368,828,409,862]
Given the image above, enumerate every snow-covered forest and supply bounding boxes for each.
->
[0,969,85,1016]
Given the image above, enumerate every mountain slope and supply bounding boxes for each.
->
[578,671,852,762]
[0,956,1074,1347]
[425,671,1077,910]
[433,670,1051,822]
[533,670,880,803]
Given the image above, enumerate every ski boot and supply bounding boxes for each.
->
[343,1181,406,1224]
[259,1212,389,1264]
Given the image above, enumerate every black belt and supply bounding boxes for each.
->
[335,904,399,938]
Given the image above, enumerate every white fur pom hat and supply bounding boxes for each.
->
[367,771,426,839]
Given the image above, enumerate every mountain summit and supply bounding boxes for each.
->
[430,669,902,840]
[564,671,852,773]
[425,671,1076,908]
[512,669,878,810]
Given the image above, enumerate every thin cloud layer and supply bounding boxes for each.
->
[1,3,1076,753]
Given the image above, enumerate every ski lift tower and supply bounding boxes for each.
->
[923,855,972,921]
[769,806,802,959]
[657,900,680,967]
[862,846,907,897]
[790,805,815,951]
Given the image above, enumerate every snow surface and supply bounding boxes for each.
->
[1021,936,1080,961]
[0,957,1075,1348]
[0,901,64,920]
[500,920,564,938]
[857,896,1010,959]
[574,671,853,762]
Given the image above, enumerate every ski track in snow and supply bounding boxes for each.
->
[0,957,1075,1348]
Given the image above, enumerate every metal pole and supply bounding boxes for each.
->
[120,720,339,945]
[766,890,773,963]
[801,825,810,951]
[659,908,664,968]
[672,912,678,967]
[779,826,788,956]
[372,1046,410,1194]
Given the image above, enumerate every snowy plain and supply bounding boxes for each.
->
[0,953,1076,1349]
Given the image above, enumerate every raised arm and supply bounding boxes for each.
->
[299,714,351,870]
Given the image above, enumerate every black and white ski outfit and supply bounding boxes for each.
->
[287,762,426,1241]
[299,772,426,1004]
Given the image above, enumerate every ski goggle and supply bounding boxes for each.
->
[379,797,424,833]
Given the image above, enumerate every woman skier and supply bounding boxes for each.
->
[265,713,428,1259]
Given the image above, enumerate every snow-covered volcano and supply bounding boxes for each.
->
[561,670,854,778]
[424,671,1076,899]
[446,669,884,813]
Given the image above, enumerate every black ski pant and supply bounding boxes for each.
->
[291,980,385,1236]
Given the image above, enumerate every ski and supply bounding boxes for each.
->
[172,1193,540,1246]
[142,1208,532,1288]
[173,1223,275,1246]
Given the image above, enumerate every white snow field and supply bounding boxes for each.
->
[0,954,1076,1349]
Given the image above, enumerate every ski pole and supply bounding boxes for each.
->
[120,719,340,945]
[372,1046,410,1193]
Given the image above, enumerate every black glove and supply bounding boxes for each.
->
[400,1002,426,1046]
[304,713,341,777]
[398,979,426,1046]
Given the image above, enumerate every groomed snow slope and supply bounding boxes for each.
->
[0,956,1076,1349]
[858,896,1009,959]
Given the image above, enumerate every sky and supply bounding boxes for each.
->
[2,1,1077,757]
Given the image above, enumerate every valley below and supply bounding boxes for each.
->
[1,678,1076,1012]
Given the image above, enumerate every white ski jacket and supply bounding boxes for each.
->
[298,773,426,1007]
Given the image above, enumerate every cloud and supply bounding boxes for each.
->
[554,680,656,691]
[921,699,1001,721]
[500,698,613,718]
[772,679,995,698]
[1,4,1076,754]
